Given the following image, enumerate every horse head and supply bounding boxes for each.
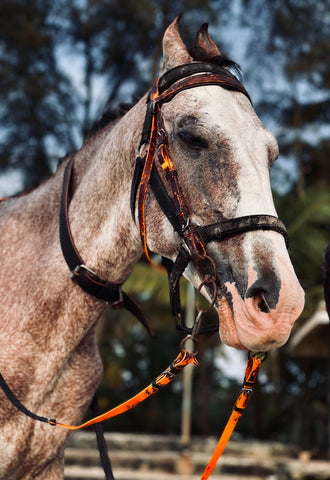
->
[139,17,304,352]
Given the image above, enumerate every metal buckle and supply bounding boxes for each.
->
[111,286,124,309]
[70,264,98,281]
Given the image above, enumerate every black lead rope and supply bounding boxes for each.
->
[0,372,50,425]
[90,395,115,480]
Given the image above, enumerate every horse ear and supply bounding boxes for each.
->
[161,16,193,73]
[190,23,222,62]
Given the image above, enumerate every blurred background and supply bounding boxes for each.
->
[0,0,329,463]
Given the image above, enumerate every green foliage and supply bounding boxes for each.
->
[274,185,330,320]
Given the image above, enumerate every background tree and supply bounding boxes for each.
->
[0,0,76,187]
[239,0,330,195]
[0,0,215,191]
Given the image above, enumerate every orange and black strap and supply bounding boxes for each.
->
[137,106,159,264]
[200,352,267,480]
[50,349,198,430]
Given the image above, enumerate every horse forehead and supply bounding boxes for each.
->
[161,86,277,218]
[163,85,268,137]
[164,85,279,168]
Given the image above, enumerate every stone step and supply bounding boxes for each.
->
[64,447,330,479]
[64,460,330,480]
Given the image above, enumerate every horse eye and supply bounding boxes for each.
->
[177,130,209,150]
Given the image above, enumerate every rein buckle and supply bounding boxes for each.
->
[70,264,99,281]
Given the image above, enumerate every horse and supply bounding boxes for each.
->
[0,17,304,479]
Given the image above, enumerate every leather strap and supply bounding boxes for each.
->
[59,155,153,336]
[197,215,289,248]
[158,62,251,101]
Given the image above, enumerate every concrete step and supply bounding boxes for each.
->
[64,433,330,480]
[64,448,276,476]
[64,461,330,480]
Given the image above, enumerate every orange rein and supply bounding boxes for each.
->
[200,351,266,479]
[49,348,198,430]
[49,346,266,479]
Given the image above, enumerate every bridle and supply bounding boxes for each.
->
[58,61,288,337]
[130,61,288,333]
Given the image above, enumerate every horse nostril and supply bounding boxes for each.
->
[246,282,274,314]
[256,294,270,313]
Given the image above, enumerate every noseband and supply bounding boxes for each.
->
[130,62,288,333]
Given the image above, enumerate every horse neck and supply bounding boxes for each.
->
[65,105,145,284]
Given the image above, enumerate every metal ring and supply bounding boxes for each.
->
[180,334,199,354]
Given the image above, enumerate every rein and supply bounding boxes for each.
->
[0,338,266,479]
[0,62,286,479]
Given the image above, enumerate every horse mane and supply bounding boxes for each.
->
[56,100,139,170]
[87,100,139,139]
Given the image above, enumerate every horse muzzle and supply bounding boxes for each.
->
[215,246,305,351]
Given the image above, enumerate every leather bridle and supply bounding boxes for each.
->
[59,61,288,335]
[130,62,288,333]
